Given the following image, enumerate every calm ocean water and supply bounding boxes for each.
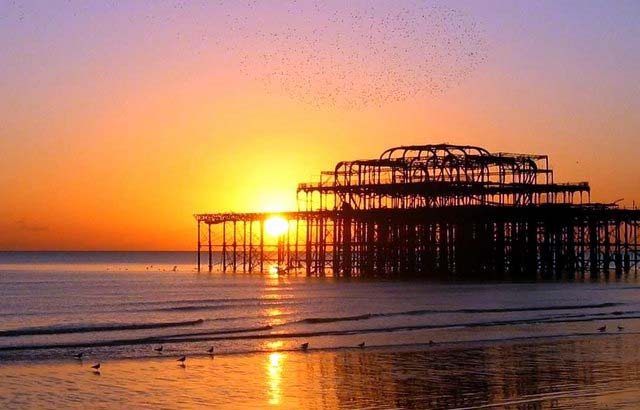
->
[1,251,639,363]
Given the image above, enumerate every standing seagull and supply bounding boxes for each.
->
[74,352,84,360]
[207,346,215,355]
[357,342,365,349]
[598,325,607,332]
[177,355,186,365]
[618,325,625,331]
[91,363,101,371]
[154,345,163,353]
[301,342,309,351]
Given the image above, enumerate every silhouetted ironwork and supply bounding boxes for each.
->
[195,144,640,279]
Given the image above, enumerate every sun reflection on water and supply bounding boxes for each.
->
[266,352,285,405]
[265,340,285,350]
[269,265,280,278]
[264,308,286,326]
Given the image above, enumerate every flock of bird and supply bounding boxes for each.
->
[74,340,378,374]
[228,0,487,108]
[3,0,486,109]
[75,323,626,374]
[75,345,214,374]
[599,324,625,332]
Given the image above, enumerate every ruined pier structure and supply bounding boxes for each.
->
[196,144,640,279]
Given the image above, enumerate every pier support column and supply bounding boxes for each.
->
[222,222,227,273]
[233,221,237,272]
[495,220,505,279]
[342,211,352,277]
[248,221,253,273]
[208,223,212,272]
[589,220,598,278]
[197,220,201,272]
[603,221,611,278]
[260,220,264,273]
[305,217,312,277]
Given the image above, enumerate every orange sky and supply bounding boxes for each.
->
[1,1,639,250]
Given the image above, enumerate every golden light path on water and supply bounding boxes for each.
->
[265,308,286,326]
[263,271,286,407]
[267,352,285,406]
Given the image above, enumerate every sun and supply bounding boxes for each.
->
[265,216,289,237]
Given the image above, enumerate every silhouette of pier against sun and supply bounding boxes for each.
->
[196,144,640,280]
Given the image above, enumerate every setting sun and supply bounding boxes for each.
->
[265,216,289,237]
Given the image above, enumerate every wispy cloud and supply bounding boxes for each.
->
[15,219,49,232]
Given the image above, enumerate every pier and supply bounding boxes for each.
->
[195,144,640,279]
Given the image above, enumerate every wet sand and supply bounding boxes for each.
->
[2,334,640,409]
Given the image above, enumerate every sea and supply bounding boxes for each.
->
[0,251,637,362]
[2,251,640,409]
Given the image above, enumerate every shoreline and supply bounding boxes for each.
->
[1,330,634,366]
[2,331,640,409]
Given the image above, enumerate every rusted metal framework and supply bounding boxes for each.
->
[196,144,640,279]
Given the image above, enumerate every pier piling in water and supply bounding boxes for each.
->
[195,144,640,279]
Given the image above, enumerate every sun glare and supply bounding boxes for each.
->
[265,216,289,237]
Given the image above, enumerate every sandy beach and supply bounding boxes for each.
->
[2,334,640,409]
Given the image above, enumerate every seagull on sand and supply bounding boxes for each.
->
[618,325,625,331]
[598,325,607,332]
[91,363,101,371]
[177,355,187,364]
[154,345,163,352]
[207,346,214,355]
[74,352,84,360]
[301,342,309,351]
[357,342,365,349]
